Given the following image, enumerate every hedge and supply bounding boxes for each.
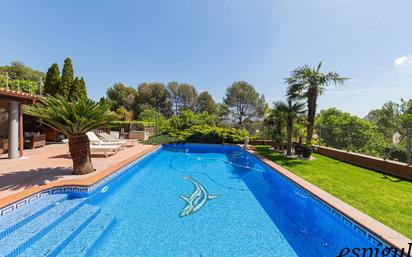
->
[168,125,248,144]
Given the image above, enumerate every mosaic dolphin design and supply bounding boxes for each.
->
[179,175,219,217]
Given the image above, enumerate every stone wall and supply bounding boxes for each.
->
[313,145,412,181]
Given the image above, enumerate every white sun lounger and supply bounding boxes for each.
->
[97,132,137,146]
[90,144,121,157]
[63,136,122,158]
[86,132,126,148]
[65,143,120,158]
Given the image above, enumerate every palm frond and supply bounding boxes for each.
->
[324,72,348,86]
[286,83,307,100]
[24,95,113,136]
[285,62,348,98]
[316,61,323,72]
[273,100,306,118]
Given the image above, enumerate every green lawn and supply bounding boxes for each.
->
[255,145,412,239]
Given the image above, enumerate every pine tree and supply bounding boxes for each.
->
[44,63,61,96]
[60,58,74,99]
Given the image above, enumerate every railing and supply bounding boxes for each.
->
[0,72,43,96]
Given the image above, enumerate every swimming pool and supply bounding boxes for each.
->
[0,144,395,256]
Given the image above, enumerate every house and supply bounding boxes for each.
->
[0,88,37,159]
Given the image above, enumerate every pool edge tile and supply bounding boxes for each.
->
[0,145,160,214]
[245,148,412,253]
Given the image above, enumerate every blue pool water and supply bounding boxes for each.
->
[87,144,380,257]
[0,144,391,256]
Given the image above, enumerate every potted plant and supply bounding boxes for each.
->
[24,95,113,175]
[293,142,303,156]
[301,143,312,159]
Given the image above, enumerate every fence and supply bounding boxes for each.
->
[316,124,412,165]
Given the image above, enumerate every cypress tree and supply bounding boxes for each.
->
[44,63,61,96]
[78,77,87,99]
[69,77,88,101]
[60,58,74,99]
[69,77,79,102]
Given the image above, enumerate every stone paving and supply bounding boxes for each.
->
[0,143,154,199]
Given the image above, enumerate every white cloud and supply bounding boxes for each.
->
[394,56,411,66]
[327,79,412,95]
[360,22,378,33]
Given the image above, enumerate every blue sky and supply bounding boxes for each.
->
[1,0,412,117]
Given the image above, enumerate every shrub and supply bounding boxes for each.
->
[168,125,248,144]
[139,109,159,121]
[183,127,226,144]
[143,135,181,145]
[170,110,216,130]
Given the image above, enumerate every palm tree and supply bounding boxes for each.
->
[286,62,346,143]
[24,95,113,175]
[270,104,286,149]
[274,100,306,156]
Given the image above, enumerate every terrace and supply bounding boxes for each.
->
[0,142,156,204]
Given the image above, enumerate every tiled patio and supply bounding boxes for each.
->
[0,143,155,200]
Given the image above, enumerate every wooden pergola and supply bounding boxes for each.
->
[0,88,37,158]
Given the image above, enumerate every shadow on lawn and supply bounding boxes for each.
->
[380,174,408,183]
[254,146,310,168]
[257,146,411,184]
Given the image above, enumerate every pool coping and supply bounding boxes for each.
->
[1,143,410,253]
[0,145,160,211]
[246,148,411,252]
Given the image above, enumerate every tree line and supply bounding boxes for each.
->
[5,59,411,161]
[0,61,45,82]
[44,58,87,101]
[264,61,411,160]
[313,99,412,162]
[103,61,351,159]
[103,80,267,128]
[0,59,88,101]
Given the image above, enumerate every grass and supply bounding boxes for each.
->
[255,145,412,239]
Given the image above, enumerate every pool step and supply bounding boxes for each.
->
[59,212,115,257]
[0,197,87,257]
[0,194,68,240]
[19,204,101,257]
